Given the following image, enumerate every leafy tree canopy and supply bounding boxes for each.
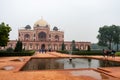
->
[97,25,120,50]
[0,22,11,47]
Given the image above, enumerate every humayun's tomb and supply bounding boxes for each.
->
[5,18,91,51]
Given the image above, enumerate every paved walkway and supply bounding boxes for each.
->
[0,52,120,80]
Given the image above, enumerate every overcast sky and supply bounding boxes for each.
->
[0,0,120,43]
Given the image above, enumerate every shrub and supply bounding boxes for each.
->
[56,50,69,54]
[57,50,103,55]
[14,41,22,52]
[87,45,91,51]
[6,47,14,53]
[0,50,35,57]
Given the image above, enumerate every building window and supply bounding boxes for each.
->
[23,44,26,49]
[49,34,51,38]
[49,39,51,41]
[55,35,59,41]
[19,33,20,36]
[10,44,12,47]
[34,34,35,37]
[62,35,64,38]
[36,24,39,27]
[36,44,38,49]
[24,34,30,41]
[30,44,32,48]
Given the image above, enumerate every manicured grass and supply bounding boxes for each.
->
[115,52,120,56]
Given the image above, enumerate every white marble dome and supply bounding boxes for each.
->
[34,17,49,27]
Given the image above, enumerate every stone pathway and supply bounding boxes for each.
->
[0,52,120,80]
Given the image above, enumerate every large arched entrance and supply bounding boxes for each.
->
[24,34,30,41]
[41,44,45,49]
[38,32,46,41]
[55,35,59,41]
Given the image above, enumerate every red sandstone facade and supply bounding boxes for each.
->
[5,18,91,51]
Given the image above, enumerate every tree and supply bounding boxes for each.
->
[0,22,11,47]
[14,40,23,52]
[97,25,120,50]
[87,45,91,51]
[97,25,113,49]
[61,41,65,51]
[6,47,14,53]
[71,40,76,51]
[111,25,120,51]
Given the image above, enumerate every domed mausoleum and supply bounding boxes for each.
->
[5,18,91,51]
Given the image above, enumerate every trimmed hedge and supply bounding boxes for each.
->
[56,50,69,54]
[57,50,103,55]
[0,50,35,57]
[57,50,120,56]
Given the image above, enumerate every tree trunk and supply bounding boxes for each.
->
[117,43,119,51]
[108,42,112,50]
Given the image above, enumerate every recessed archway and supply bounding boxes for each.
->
[38,32,46,41]
[55,35,59,41]
[41,44,45,49]
[24,34,30,41]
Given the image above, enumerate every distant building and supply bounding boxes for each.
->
[5,18,91,51]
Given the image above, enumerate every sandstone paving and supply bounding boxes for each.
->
[0,52,120,80]
[98,67,120,78]
[0,70,97,80]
